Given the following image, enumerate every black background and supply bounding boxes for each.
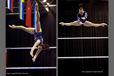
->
[58,39,108,56]
[59,59,108,76]
[7,49,56,67]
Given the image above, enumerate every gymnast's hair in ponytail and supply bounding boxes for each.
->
[39,43,50,50]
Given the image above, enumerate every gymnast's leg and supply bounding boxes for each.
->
[9,25,35,35]
[30,40,40,57]
[84,21,107,27]
[59,21,81,26]
[32,46,42,62]
[35,3,42,33]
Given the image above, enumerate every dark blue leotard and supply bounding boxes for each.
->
[34,30,43,44]
[77,11,88,23]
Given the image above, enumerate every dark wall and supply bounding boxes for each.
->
[58,39,108,56]
[59,59,108,76]
[7,49,56,67]
[58,0,108,37]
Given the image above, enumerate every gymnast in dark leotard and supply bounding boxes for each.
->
[9,2,49,62]
[59,4,107,27]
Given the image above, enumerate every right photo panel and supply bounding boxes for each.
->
[58,0,108,76]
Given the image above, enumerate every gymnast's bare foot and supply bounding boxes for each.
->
[32,57,36,62]
[9,25,16,29]
[101,23,107,27]
[30,51,34,57]
[59,22,65,26]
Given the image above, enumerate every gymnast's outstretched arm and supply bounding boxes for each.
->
[35,4,42,33]
[9,25,35,35]
[59,21,81,26]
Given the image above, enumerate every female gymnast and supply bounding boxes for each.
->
[59,4,107,27]
[9,3,49,62]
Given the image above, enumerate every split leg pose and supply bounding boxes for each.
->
[59,4,107,27]
[9,3,49,62]
[59,20,107,27]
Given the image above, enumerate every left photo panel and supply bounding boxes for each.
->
[6,0,56,76]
